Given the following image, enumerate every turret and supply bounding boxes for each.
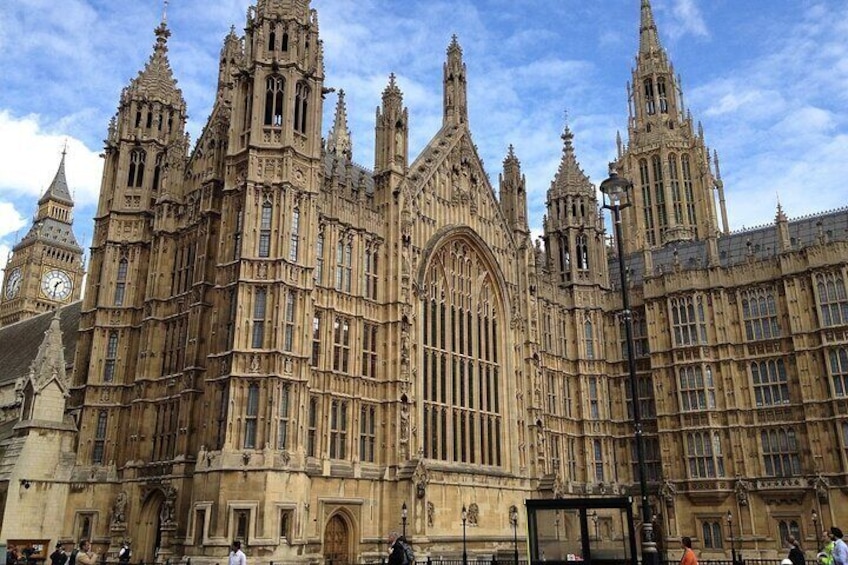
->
[327,89,353,161]
[443,35,468,126]
[499,145,529,235]
[543,124,605,286]
[217,26,244,101]
[375,74,408,177]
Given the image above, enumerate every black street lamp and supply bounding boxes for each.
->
[600,170,658,565]
[462,505,468,565]
[812,509,822,552]
[402,502,408,539]
[510,506,520,565]
[726,511,738,565]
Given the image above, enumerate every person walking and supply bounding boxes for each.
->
[228,540,247,565]
[387,532,413,565]
[117,542,132,565]
[787,536,806,565]
[831,528,848,565]
[680,537,698,565]
[49,544,66,565]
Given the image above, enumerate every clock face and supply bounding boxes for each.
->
[4,267,22,299]
[41,269,73,301]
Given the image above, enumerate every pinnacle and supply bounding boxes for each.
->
[639,0,663,56]
[126,21,185,108]
[39,151,73,206]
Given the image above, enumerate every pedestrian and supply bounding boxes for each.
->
[228,540,247,565]
[680,537,698,565]
[49,544,66,565]
[118,541,132,565]
[831,528,848,565]
[7,545,19,565]
[788,536,806,565]
[387,532,413,565]
[74,540,97,565]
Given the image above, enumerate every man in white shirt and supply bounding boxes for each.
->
[831,528,848,565]
[229,541,247,565]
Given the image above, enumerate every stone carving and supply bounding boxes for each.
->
[810,474,830,502]
[427,501,435,527]
[412,459,429,499]
[734,478,752,507]
[111,491,128,526]
[660,479,677,505]
[160,485,177,526]
[467,503,479,526]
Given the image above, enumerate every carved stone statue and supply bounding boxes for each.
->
[467,503,479,526]
[111,491,128,526]
[734,478,752,507]
[160,486,177,526]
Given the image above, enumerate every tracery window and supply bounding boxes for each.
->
[93,410,108,464]
[816,271,848,327]
[678,365,715,411]
[583,319,595,359]
[829,347,848,396]
[127,149,146,188]
[363,245,378,300]
[643,79,656,115]
[639,159,655,246]
[315,231,324,284]
[152,153,163,191]
[307,396,318,457]
[359,404,377,463]
[670,294,707,346]
[422,238,503,466]
[751,358,789,406]
[332,316,351,373]
[294,82,309,134]
[589,376,600,419]
[258,201,272,258]
[283,290,296,352]
[669,153,683,224]
[244,383,259,449]
[657,77,668,113]
[702,522,723,549]
[362,323,378,378]
[630,437,662,483]
[681,155,696,225]
[289,207,299,262]
[114,259,128,306]
[652,155,667,230]
[311,312,321,367]
[760,428,801,477]
[252,287,267,349]
[264,76,285,127]
[233,208,243,261]
[576,234,589,271]
[277,384,290,450]
[592,439,604,482]
[686,431,725,478]
[103,330,119,383]
[335,237,352,292]
[741,287,780,340]
[328,399,348,459]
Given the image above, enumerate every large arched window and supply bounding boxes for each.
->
[127,149,146,188]
[657,78,668,113]
[651,155,667,230]
[422,238,504,466]
[643,79,656,115]
[264,76,285,127]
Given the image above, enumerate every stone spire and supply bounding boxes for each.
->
[122,18,185,110]
[375,74,408,175]
[639,0,664,56]
[499,145,529,234]
[38,147,73,207]
[443,35,468,126]
[327,89,353,160]
[549,124,592,198]
[26,309,69,395]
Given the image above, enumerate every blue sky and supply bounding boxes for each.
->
[1,0,847,267]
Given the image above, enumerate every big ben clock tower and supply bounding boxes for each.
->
[0,151,85,326]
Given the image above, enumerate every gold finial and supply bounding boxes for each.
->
[162,0,169,23]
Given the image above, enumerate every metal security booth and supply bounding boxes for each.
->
[526,497,638,565]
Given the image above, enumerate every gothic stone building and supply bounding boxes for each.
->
[2,0,847,563]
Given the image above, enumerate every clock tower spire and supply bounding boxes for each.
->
[0,151,85,327]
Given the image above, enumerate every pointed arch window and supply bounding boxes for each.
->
[114,259,128,306]
[244,383,259,449]
[306,396,319,457]
[651,155,667,230]
[92,410,108,464]
[258,201,272,257]
[233,207,244,260]
[644,78,656,115]
[584,319,595,359]
[593,439,604,482]
[289,207,300,262]
[751,358,789,406]
[268,25,277,52]
[686,431,725,478]
[741,287,780,340]
[576,234,589,271]
[828,347,848,397]
[421,238,504,466]
[668,153,683,224]
[639,158,655,246]
[816,271,848,327]
[103,330,119,383]
[558,235,570,283]
[702,522,723,549]
[251,287,267,349]
[657,78,668,113]
[328,399,348,459]
[264,76,285,127]
[127,149,146,188]
[333,316,351,373]
[315,231,324,284]
[277,383,290,450]
[282,31,289,52]
[283,290,296,352]
[294,82,309,134]
[671,295,707,346]
[760,427,801,477]
[681,155,697,225]
[152,153,164,192]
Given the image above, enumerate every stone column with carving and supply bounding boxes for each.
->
[109,491,129,560]
[156,486,178,564]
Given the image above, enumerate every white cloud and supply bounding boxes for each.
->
[669,0,709,38]
[0,202,26,239]
[0,111,103,208]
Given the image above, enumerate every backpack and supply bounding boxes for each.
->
[66,550,79,565]
[400,541,414,565]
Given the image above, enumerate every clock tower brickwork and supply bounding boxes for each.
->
[0,151,85,327]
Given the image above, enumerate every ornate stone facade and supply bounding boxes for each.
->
[0,1,845,564]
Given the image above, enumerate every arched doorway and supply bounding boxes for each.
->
[137,491,164,563]
[323,514,351,565]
